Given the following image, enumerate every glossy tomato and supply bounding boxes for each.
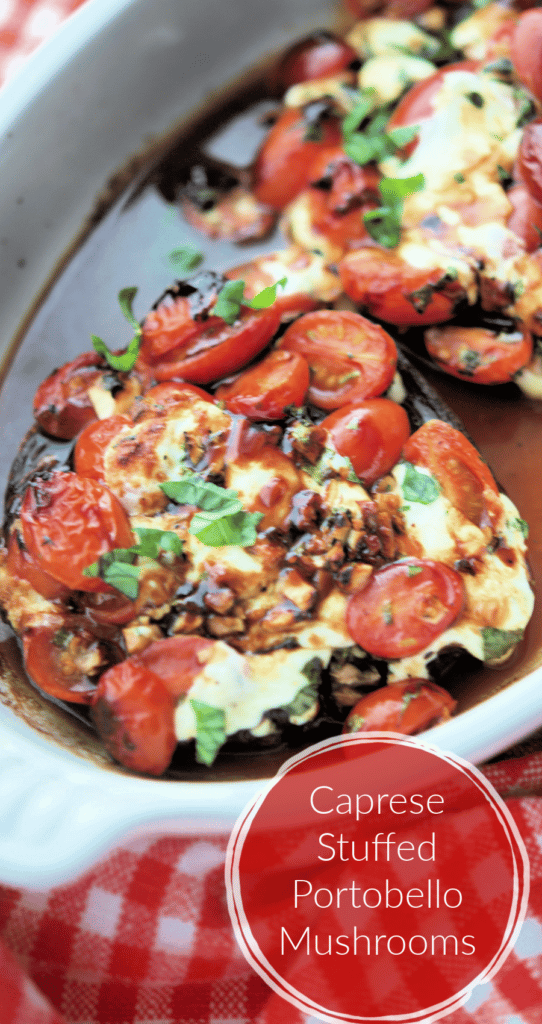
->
[339,248,464,327]
[507,183,542,251]
[387,61,480,149]
[216,349,309,419]
[33,352,105,440]
[278,310,397,409]
[343,679,456,734]
[6,530,69,601]
[23,623,101,704]
[346,558,465,659]
[272,31,357,92]
[511,9,542,103]
[516,121,542,205]
[133,381,213,414]
[403,419,499,528]
[139,302,282,385]
[425,324,532,384]
[252,106,343,210]
[74,414,131,482]
[320,398,410,485]
[91,636,214,774]
[20,471,134,593]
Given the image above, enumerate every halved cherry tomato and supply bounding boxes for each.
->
[516,121,542,205]
[133,381,213,413]
[91,636,214,774]
[20,471,134,593]
[216,349,309,420]
[387,61,480,154]
[425,324,532,384]
[252,106,343,210]
[507,184,542,252]
[6,531,69,601]
[139,304,282,385]
[271,31,357,92]
[225,252,330,321]
[346,558,465,659]
[403,419,499,528]
[339,248,464,327]
[511,9,542,103]
[343,679,456,734]
[33,352,105,440]
[74,414,132,482]
[278,310,397,409]
[321,398,410,485]
[23,623,101,704]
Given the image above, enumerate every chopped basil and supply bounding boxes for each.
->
[168,246,204,272]
[160,477,263,548]
[401,462,440,504]
[190,700,227,766]
[133,526,184,559]
[91,287,142,372]
[364,174,424,249]
[482,627,524,662]
[407,564,423,577]
[83,527,183,598]
[213,277,287,326]
[508,517,529,539]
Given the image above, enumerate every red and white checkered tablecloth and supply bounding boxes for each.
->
[2,3,542,1023]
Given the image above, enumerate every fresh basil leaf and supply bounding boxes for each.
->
[341,92,375,139]
[363,206,402,249]
[482,627,524,662]
[191,509,262,547]
[343,133,385,166]
[401,463,440,504]
[213,279,246,325]
[508,517,529,539]
[84,550,140,600]
[161,477,242,516]
[169,246,204,272]
[133,526,184,558]
[379,174,425,205]
[91,287,142,371]
[386,124,419,148]
[247,277,287,309]
[190,700,226,766]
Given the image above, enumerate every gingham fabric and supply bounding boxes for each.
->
[1,755,542,1024]
[2,2,542,1022]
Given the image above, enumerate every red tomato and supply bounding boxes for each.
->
[346,558,465,659]
[511,9,542,103]
[33,352,105,440]
[252,106,343,210]
[6,530,69,601]
[339,248,463,327]
[74,414,131,482]
[321,399,410,485]
[271,31,357,92]
[425,324,532,384]
[402,419,499,528]
[91,636,214,774]
[23,623,100,704]
[20,471,134,593]
[387,61,480,151]
[225,257,325,321]
[133,381,213,413]
[278,310,397,410]
[139,303,282,385]
[507,183,542,252]
[216,349,309,419]
[516,121,542,205]
[343,679,456,734]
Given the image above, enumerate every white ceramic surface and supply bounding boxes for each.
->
[0,0,542,891]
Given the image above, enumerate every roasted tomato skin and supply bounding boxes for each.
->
[33,352,105,440]
[139,304,282,385]
[424,324,533,385]
[6,531,69,601]
[346,558,465,660]
[343,680,456,735]
[516,121,542,205]
[511,9,542,104]
[74,414,132,482]
[403,418,499,527]
[387,61,481,146]
[339,248,462,327]
[20,471,134,593]
[320,399,410,485]
[278,309,397,409]
[91,636,214,775]
[507,183,542,252]
[271,31,357,92]
[23,623,100,704]
[216,349,309,420]
[252,106,343,210]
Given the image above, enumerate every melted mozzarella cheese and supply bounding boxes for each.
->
[173,643,332,740]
